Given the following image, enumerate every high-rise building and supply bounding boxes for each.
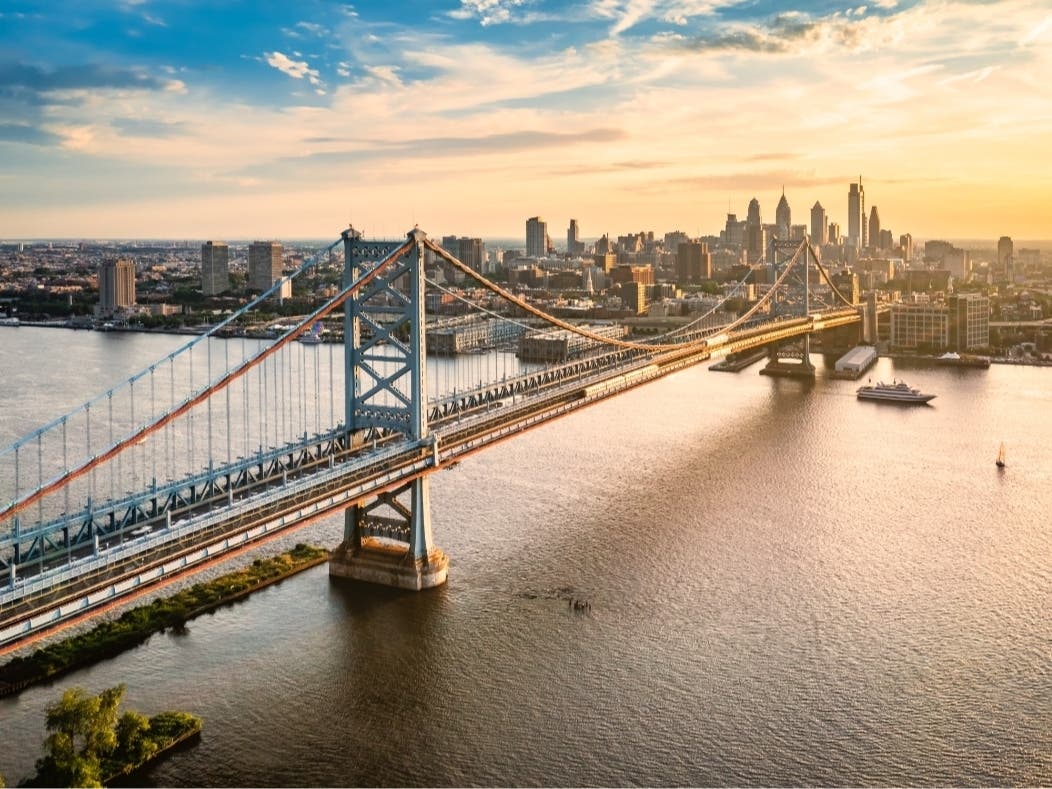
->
[201,241,230,296]
[676,241,711,284]
[848,177,865,251]
[745,198,764,263]
[948,293,989,350]
[457,237,486,272]
[526,216,547,257]
[248,241,284,292]
[997,236,1013,278]
[868,206,881,251]
[900,233,913,262]
[724,213,744,247]
[775,191,791,239]
[810,202,828,245]
[828,222,841,245]
[98,258,136,314]
[567,219,584,256]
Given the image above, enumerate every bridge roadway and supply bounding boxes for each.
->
[0,308,859,649]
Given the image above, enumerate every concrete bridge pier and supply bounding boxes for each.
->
[760,335,816,378]
[329,476,448,590]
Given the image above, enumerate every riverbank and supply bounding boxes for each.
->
[0,544,329,698]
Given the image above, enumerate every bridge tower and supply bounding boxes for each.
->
[329,228,449,590]
[761,239,817,378]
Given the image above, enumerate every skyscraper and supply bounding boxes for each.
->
[567,219,583,256]
[526,216,547,258]
[848,177,865,251]
[998,236,1014,278]
[201,241,230,295]
[98,258,136,314]
[900,233,913,262]
[775,191,791,239]
[810,202,828,245]
[745,198,764,263]
[868,206,881,251]
[458,237,486,272]
[248,241,284,292]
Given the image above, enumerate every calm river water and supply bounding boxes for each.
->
[1,325,1050,786]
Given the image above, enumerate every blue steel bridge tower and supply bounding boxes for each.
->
[328,227,448,589]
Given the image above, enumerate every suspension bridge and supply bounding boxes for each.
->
[0,228,861,649]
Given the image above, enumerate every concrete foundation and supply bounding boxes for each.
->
[760,358,816,378]
[329,537,448,590]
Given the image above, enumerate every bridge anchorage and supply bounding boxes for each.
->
[328,228,447,589]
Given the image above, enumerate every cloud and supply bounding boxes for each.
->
[0,61,172,94]
[111,117,187,138]
[264,51,323,86]
[448,0,531,26]
[0,122,61,146]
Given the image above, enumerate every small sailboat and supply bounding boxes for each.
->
[996,442,1006,469]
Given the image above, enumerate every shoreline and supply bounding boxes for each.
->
[5,321,1051,368]
[0,544,330,699]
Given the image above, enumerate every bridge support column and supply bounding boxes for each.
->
[329,476,448,590]
[328,229,448,591]
[760,336,816,378]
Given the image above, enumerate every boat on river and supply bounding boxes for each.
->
[856,379,936,404]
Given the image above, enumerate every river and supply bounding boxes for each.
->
[1,325,1050,786]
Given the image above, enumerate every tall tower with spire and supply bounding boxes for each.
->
[775,188,791,239]
[810,201,828,246]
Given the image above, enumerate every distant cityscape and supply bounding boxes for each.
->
[1,178,1050,361]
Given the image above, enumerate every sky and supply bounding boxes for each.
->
[0,0,1050,242]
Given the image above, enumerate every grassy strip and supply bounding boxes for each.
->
[0,543,329,696]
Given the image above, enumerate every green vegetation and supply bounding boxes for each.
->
[23,684,200,788]
[0,544,328,697]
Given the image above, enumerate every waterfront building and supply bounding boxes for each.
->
[948,293,990,350]
[526,217,547,258]
[518,323,629,362]
[890,303,948,349]
[98,258,136,314]
[248,241,284,293]
[848,178,865,251]
[426,316,524,355]
[201,241,229,296]
[810,202,828,245]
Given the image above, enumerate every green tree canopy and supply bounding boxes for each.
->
[34,684,125,788]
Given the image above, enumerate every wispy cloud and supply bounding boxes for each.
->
[264,51,323,87]
[111,117,187,138]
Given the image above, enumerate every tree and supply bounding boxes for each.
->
[115,710,157,764]
[34,685,125,788]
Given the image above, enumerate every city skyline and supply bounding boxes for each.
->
[1,0,1050,239]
